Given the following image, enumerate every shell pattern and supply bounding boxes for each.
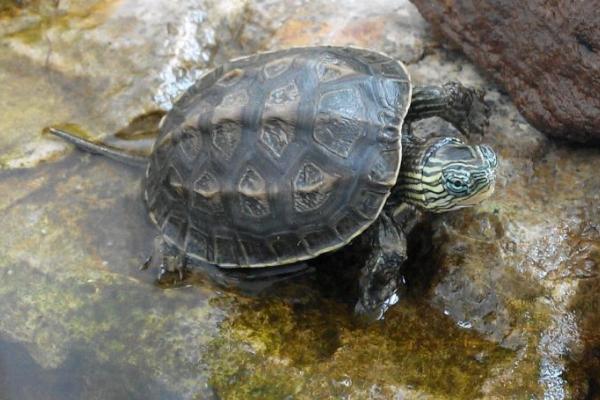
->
[144,46,411,267]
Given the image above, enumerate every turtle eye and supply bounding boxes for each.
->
[449,179,465,191]
[444,173,470,195]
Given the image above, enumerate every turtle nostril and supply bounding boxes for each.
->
[480,145,497,169]
[486,167,497,184]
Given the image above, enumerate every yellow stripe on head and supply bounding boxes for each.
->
[395,137,497,212]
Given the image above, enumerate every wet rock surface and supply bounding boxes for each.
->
[0,0,250,168]
[409,0,600,144]
[1,0,599,399]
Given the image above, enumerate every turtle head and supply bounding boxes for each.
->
[398,137,497,213]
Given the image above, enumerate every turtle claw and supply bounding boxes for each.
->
[355,213,407,322]
[354,292,400,324]
[463,87,491,136]
[157,265,170,283]
[141,256,152,271]
[443,82,491,137]
[142,236,188,284]
[157,259,187,284]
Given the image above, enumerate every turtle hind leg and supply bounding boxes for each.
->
[201,262,313,296]
[355,212,408,322]
[142,237,312,292]
[406,81,490,136]
[142,236,188,284]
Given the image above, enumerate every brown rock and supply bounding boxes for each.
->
[410,0,600,144]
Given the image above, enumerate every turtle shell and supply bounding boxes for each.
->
[144,46,411,267]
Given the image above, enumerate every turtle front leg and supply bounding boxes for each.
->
[355,212,408,322]
[406,81,490,136]
[142,236,187,283]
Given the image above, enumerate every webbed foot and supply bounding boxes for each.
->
[355,213,407,323]
[157,256,187,284]
[355,270,403,323]
[142,237,187,284]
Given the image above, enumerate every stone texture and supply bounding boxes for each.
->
[410,0,600,144]
[0,0,599,399]
[0,0,250,169]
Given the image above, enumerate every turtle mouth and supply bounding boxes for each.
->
[460,181,495,207]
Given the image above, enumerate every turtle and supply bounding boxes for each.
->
[50,46,497,319]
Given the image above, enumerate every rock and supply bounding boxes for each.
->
[0,0,250,169]
[0,0,599,399]
[409,0,600,144]
[266,0,428,65]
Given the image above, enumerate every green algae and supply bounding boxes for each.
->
[106,110,165,156]
[43,123,93,140]
[2,0,117,43]
[207,290,514,399]
[0,0,40,16]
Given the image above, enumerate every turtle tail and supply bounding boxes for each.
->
[49,128,148,167]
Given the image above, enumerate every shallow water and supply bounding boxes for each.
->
[0,337,179,400]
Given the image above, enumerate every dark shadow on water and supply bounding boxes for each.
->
[184,212,441,309]
[0,338,178,400]
[171,210,441,319]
